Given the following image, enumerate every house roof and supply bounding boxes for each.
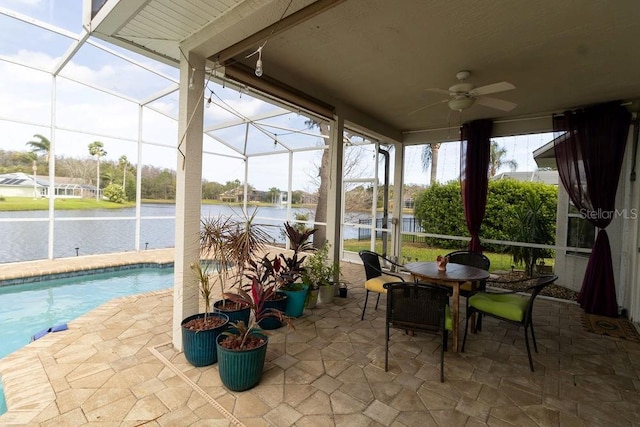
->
[491,170,558,185]
[87,0,640,144]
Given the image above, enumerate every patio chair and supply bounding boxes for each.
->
[384,281,452,382]
[358,250,405,320]
[461,275,558,372]
[445,250,491,330]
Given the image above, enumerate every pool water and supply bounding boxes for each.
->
[0,267,174,415]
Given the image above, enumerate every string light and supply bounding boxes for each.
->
[247,46,264,77]
[188,67,195,90]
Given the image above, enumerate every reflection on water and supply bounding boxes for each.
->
[0,204,317,263]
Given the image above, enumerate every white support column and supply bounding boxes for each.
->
[392,141,404,260]
[135,105,143,251]
[47,75,56,260]
[173,52,205,350]
[326,114,344,268]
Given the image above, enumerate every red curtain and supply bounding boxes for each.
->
[460,119,492,253]
[553,102,631,317]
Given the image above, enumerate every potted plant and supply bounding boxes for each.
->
[201,210,270,327]
[180,260,229,367]
[218,263,293,391]
[278,222,316,317]
[302,242,339,304]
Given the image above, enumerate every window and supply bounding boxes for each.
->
[567,203,595,250]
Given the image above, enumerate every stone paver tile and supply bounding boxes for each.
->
[330,390,367,415]
[156,406,201,426]
[154,385,193,410]
[336,364,367,383]
[334,413,373,427]
[363,399,399,425]
[312,374,342,394]
[56,388,95,414]
[124,394,169,422]
[395,410,439,427]
[283,384,315,407]
[249,384,284,408]
[284,365,321,384]
[272,353,299,370]
[295,390,332,415]
[338,382,374,404]
[233,392,272,417]
[389,388,427,412]
[84,395,138,422]
[40,407,88,426]
[296,414,334,426]
[489,406,539,427]
[323,360,351,377]
[370,381,404,405]
[263,403,303,427]
[429,409,470,426]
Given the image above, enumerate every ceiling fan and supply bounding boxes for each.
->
[412,70,517,114]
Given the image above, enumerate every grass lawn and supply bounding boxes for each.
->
[342,240,553,273]
[0,197,135,211]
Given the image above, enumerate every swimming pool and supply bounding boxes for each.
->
[0,266,174,415]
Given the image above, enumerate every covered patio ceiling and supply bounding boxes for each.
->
[89,0,640,144]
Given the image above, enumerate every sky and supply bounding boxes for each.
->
[0,0,552,192]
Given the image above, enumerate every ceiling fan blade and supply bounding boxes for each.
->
[408,99,448,115]
[475,96,517,111]
[470,81,515,96]
[424,88,452,96]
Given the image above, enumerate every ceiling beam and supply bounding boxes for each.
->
[211,0,346,64]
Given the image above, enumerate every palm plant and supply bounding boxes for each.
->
[510,193,553,276]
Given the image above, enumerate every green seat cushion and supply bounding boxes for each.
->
[365,274,402,293]
[469,293,528,322]
[445,304,452,331]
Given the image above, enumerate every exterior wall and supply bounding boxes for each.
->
[0,186,38,198]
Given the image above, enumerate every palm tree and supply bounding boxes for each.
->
[489,140,518,177]
[421,143,440,185]
[26,134,51,161]
[119,155,129,190]
[88,141,107,201]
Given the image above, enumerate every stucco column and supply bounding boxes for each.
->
[173,52,205,350]
[326,114,344,270]
[391,141,404,261]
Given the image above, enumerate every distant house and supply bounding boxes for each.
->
[490,170,558,185]
[0,172,99,199]
[218,187,263,203]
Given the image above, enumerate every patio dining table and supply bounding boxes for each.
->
[404,261,490,352]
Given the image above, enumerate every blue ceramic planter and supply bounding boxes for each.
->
[217,333,268,391]
[181,312,229,367]
[259,292,287,330]
[282,283,309,317]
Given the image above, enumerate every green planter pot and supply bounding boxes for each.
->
[181,312,229,367]
[217,333,268,391]
[282,283,309,318]
[214,299,251,328]
[306,288,319,309]
[259,292,287,330]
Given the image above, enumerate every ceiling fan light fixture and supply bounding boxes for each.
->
[448,97,475,111]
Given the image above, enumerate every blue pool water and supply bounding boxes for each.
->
[0,266,174,415]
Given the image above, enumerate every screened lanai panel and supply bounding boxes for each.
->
[55,78,139,139]
[59,41,176,101]
[201,151,245,188]
[0,63,51,125]
[146,93,179,122]
[141,108,179,148]
[0,13,74,71]
[0,221,48,263]
[0,0,83,32]
[53,217,136,258]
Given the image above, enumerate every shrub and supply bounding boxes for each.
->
[103,184,126,203]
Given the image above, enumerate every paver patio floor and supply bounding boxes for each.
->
[1,249,639,426]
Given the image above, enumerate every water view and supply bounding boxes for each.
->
[0,204,316,263]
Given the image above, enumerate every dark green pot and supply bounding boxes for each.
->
[214,299,251,328]
[282,283,309,317]
[259,292,287,330]
[216,333,268,391]
[181,312,229,367]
